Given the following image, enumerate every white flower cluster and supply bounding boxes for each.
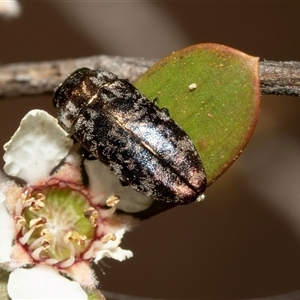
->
[0,110,136,299]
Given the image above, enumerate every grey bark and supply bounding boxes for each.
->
[0,55,157,98]
[0,56,299,98]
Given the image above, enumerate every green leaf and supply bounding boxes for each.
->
[0,270,10,300]
[87,288,106,300]
[135,43,260,185]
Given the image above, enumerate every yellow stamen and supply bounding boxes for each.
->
[84,207,99,227]
[106,194,120,207]
[102,233,116,244]
[14,215,26,232]
[64,231,87,246]
[29,193,46,212]
[29,229,53,250]
[15,215,26,226]
[29,217,47,229]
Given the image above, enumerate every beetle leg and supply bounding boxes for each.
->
[152,97,159,105]
[82,149,97,161]
[160,107,170,117]
[119,179,129,187]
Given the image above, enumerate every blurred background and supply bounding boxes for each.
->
[1,1,300,299]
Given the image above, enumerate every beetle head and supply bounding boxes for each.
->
[53,68,117,133]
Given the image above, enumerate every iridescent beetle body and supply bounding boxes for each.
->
[53,68,206,204]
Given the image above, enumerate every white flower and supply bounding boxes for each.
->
[7,265,87,299]
[0,110,137,299]
[0,0,21,19]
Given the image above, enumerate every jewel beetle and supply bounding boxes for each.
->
[53,68,206,204]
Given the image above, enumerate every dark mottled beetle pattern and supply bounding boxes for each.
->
[53,68,206,204]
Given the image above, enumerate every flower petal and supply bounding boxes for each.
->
[94,228,133,262]
[7,265,87,299]
[0,0,21,19]
[95,247,133,262]
[0,191,15,264]
[3,110,73,184]
[84,159,153,212]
